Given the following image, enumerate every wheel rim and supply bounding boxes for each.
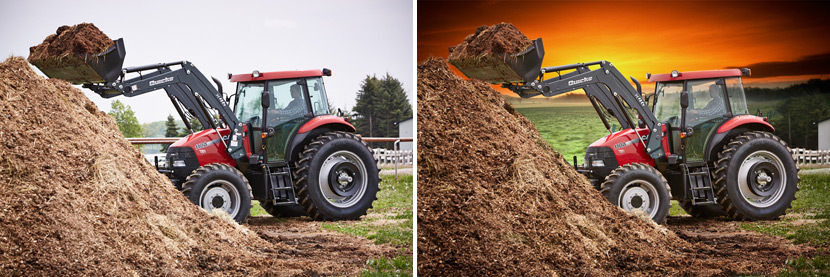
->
[618,180,660,219]
[318,150,368,208]
[737,150,786,208]
[199,180,241,218]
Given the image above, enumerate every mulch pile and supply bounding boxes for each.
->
[447,22,532,61]
[28,23,114,62]
[416,57,809,275]
[0,56,356,275]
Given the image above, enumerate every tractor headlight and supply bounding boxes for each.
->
[592,159,605,167]
[172,160,187,167]
[671,70,679,78]
[252,70,261,78]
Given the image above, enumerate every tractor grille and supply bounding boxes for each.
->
[165,146,199,187]
[585,146,618,181]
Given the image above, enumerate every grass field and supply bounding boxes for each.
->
[515,105,606,165]
[251,174,414,276]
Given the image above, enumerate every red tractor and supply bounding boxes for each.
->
[453,38,798,223]
[32,39,380,223]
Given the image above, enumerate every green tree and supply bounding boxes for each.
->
[108,100,143,138]
[180,118,204,136]
[160,115,179,152]
[352,73,412,148]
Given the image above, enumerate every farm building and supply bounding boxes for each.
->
[398,118,413,150]
[820,117,830,150]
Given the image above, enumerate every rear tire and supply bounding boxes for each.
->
[600,163,671,224]
[713,131,798,220]
[182,163,252,223]
[293,131,379,221]
[259,201,306,218]
[679,199,724,218]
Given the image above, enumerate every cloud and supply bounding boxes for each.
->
[730,52,830,78]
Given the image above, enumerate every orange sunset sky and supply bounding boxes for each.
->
[418,1,830,95]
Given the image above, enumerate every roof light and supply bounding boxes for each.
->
[322,68,332,76]
[646,72,651,79]
[227,73,232,80]
[252,70,261,78]
[671,70,679,78]
[741,68,751,77]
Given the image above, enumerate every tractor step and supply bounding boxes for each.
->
[268,167,297,205]
[683,163,717,205]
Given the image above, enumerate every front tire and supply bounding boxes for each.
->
[600,163,671,224]
[294,131,379,221]
[182,163,252,223]
[713,131,798,220]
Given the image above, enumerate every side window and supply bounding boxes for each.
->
[685,79,727,126]
[687,79,720,110]
[725,77,748,115]
[307,77,330,115]
[266,79,308,128]
[269,79,298,110]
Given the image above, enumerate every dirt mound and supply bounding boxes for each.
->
[0,57,327,275]
[447,23,532,61]
[28,23,114,62]
[416,58,806,275]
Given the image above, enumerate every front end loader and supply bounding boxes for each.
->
[30,39,380,223]
[452,38,798,223]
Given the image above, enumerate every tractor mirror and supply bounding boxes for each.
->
[261,90,271,109]
[680,91,689,109]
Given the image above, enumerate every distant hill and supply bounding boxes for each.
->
[142,120,185,137]
[140,119,185,154]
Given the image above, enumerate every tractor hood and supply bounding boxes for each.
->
[588,128,655,166]
[169,128,236,167]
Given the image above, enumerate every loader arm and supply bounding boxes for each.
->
[505,61,665,160]
[84,61,239,135]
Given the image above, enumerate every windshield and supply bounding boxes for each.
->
[234,82,264,125]
[652,81,683,125]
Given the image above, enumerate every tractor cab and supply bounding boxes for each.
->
[649,69,751,162]
[229,69,335,163]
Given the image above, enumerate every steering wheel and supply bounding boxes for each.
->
[666,115,678,126]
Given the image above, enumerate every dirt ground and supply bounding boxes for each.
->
[666,215,815,274]
[247,217,398,276]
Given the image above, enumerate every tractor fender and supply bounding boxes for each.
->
[297,115,355,134]
[716,115,774,134]
[704,115,775,161]
[286,116,357,163]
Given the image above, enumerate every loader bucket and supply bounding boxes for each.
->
[29,38,126,85]
[449,38,545,84]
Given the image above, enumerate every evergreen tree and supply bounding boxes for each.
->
[352,73,412,148]
[108,100,143,138]
[161,115,179,152]
[180,117,204,136]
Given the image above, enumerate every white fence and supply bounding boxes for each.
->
[791,148,830,165]
[372,149,413,166]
